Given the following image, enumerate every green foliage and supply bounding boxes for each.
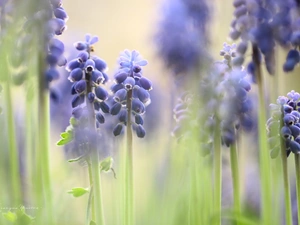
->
[100,157,116,178]
[67,187,89,197]
[2,206,34,225]
[56,117,76,146]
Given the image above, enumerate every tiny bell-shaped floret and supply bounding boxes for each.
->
[114,72,128,84]
[132,98,145,115]
[135,114,144,125]
[138,77,152,91]
[74,80,86,94]
[123,77,135,90]
[284,114,295,126]
[72,95,85,108]
[137,87,151,106]
[95,86,108,101]
[281,126,292,139]
[91,70,104,84]
[111,102,122,115]
[288,140,300,154]
[45,67,59,82]
[88,92,95,103]
[113,123,124,136]
[118,109,128,123]
[85,59,95,73]
[96,112,105,124]
[114,88,127,103]
[66,59,82,72]
[99,102,110,113]
[136,124,146,138]
[93,56,107,71]
[54,7,68,21]
[68,67,83,82]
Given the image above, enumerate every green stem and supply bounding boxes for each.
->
[230,141,241,222]
[213,119,222,225]
[279,111,293,225]
[4,80,22,205]
[252,44,272,225]
[87,160,96,222]
[86,70,105,225]
[189,146,201,225]
[37,53,53,224]
[124,89,134,225]
[294,154,300,225]
[91,151,105,225]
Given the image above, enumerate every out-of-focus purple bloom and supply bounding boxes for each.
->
[155,0,209,76]
[230,0,300,74]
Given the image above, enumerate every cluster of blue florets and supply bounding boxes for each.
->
[267,90,300,158]
[155,0,209,75]
[172,43,253,150]
[230,0,300,75]
[66,34,110,129]
[111,50,152,138]
[44,0,68,82]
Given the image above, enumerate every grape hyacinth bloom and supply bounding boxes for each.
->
[62,34,110,146]
[111,50,152,138]
[155,0,209,76]
[172,43,253,149]
[230,0,300,74]
[267,90,300,157]
[44,0,68,83]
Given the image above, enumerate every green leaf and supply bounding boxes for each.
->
[100,157,113,172]
[67,187,89,197]
[90,220,96,225]
[68,155,85,163]
[3,211,17,222]
[15,207,34,225]
[60,132,69,139]
[56,137,72,146]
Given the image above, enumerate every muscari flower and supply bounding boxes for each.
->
[230,0,300,75]
[172,43,254,151]
[155,0,209,76]
[66,34,110,130]
[267,90,300,158]
[111,50,152,138]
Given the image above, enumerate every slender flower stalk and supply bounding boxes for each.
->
[213,118,222,225]
[252,44,272,225]
[123,88,134,225]
[279,109,293,225]
[295,155,300,223]
[4,79,22,205]
[230,137,241,217]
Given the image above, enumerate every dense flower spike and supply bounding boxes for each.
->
[66,34,110,130]
[267,90,300,158]
[155,0,209,75]
[230,0,300,74]
[173,43,254,150]
[111,50,152,138]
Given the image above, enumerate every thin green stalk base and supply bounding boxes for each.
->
[214,120,222,225]
[230,142,241,221]
[294,155,300,225]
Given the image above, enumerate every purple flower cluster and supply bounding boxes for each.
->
[66,34,110,128]
[111,50,152,138]
[155,0,209,75]
[230,0,300,74]
[172,43,253,149]
[45,0,68,82]
[267,90,300,158]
